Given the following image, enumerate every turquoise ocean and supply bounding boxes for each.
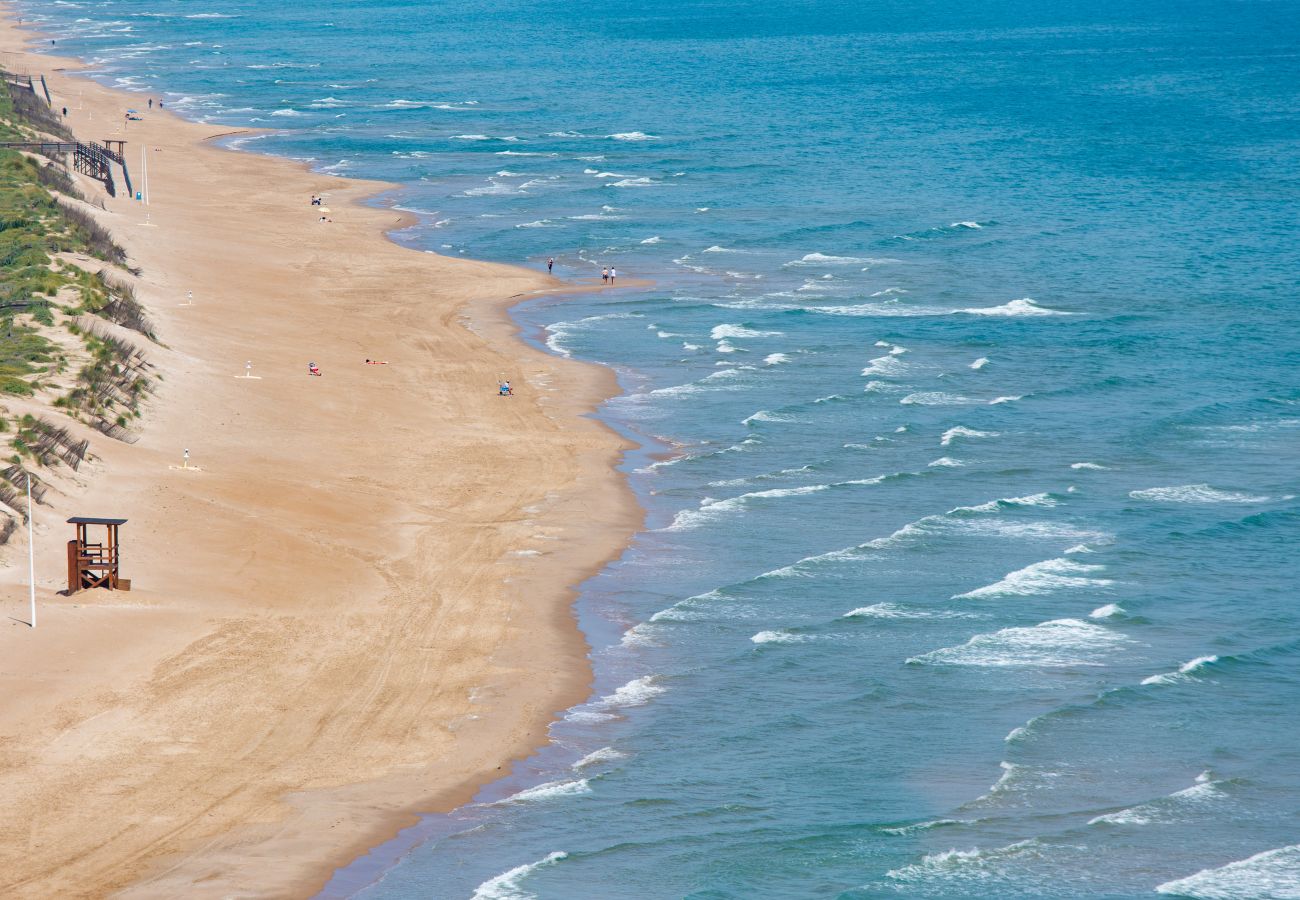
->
[22,0,1300,896]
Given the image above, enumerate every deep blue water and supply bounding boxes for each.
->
[23,0,1300,896]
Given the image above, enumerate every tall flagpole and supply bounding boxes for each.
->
[26,472,35,628]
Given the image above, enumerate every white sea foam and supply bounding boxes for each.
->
[886,839,1047,885]
[902,392,979,406]
[953,493,1059,513]
[908,618,1129,667]
[598,675,665,708]
[711,324,781,339]
[472,851,569,899]
[952,221,983,229]
[928,457,965,468]
[764,353,790,365]
[941,426,999,447]
[1089,603,1124,619]
[970,356,990,370]
[545,312,641,357]
[959,298,1072,317]
[843,604,971,620]
[751,630,810,644]
[573,747,627,769]
[861,354,910,377]
[640,235,662,244]
[955,558,1113,599]
[1090,772,1226,826]
[269,108,301,117]
[609,177,660,187]
[607,131,657,141]
[1129,484,1273,504]
[788,252,877,266]
[662,484,830,530]
[1155,844,1300,898]
[1071,462,1109,470]
[990,395,1022,405]
[877,818,968,836]
[1141,654,1219,686]
[498,779,590,804]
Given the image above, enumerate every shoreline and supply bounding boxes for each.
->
[0,8,643,898]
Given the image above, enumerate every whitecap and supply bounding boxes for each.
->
[959,298,1072,317]
[928,457,965,468]
[1155,844,1300,898]
[787,252,874,265]
[1089,603,1124,619]
[1090,772,1227,827]
[941,426,999,447]
[1071,462,1109,470]
[843,604,971,620]
[989,395,1022,405]
[970,356,990,370]
[1141,655,1220,686]
[497,780,590,804]
[598,675,665,708]
[955,558,1113,599]
[901,392,978,406]
[1129,484,1272,504]
[640,236,662,244]
[861,354,910,378]
[573,747,626,769]
[908,618,1129,667]
[711,324,781,339]
[751,630,810,644]
[472,851,569,899]
[886,839,1047,885]
[607,131,658,141]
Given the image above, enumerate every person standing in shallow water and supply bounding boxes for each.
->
[601,267,609,283]
[547,257,554,274]
[609,267,617,284]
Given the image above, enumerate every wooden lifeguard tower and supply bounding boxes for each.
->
[66,516,130,593]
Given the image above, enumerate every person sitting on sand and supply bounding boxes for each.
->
[365,359,388,365]
[311,195,321,206]
[499,380,513,396]
[308,362,322,376]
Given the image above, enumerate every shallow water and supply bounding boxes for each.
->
[24,0,1300,896]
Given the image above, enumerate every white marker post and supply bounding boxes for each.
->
[182,290,193,307]
[235,360,261,380]
[26,472,35,628]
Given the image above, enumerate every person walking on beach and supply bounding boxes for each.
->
[547,257,554,274]
[609,267,617,284]
[148,98,153,109]
[601,267,609,283]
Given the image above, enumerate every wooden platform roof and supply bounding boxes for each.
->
[67,516,128,526]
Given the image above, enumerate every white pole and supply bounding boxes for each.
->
[26,473,35,629]
[140,144,145,201]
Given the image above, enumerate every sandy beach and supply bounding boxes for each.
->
[0,9,638,898]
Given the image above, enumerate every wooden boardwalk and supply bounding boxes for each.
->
[0,139,132,197]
